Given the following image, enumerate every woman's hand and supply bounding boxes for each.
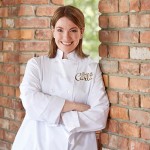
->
[61,100,90,113]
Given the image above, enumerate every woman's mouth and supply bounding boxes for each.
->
[61,41,73,46]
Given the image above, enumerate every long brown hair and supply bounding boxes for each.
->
[48,5,88,58]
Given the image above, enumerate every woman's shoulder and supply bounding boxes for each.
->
[82,56,99,66]
[27,55,50,67]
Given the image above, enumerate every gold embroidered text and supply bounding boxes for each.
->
[75,72,93,81]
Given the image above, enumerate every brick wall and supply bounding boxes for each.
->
[0,0,63,149]
[99,0,150,150]
[0,0,150,150]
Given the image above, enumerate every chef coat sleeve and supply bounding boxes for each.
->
[61,64,109,133]
[20,57,65,125]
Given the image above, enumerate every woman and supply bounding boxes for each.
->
[12,5,109,150]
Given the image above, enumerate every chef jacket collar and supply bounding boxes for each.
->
[56,49,80,61]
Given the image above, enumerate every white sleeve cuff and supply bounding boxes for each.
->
[61,111,80,132]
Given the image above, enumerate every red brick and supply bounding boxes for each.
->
[0,97,14,108]
[140,31,150,43]
[110,106,129,120]
[141,127,150,140]
[36,6,58,16]
[15,110,25,121]
[100,132,109,145]
[2,0,17,6]
[130,14,150,27]
[15,18,50,28]
[7,30,20,39]
[99,44,108,58]
[129,0,140,12]
[106,119,118,133]
[99,0,118,13]
[0,140,11,150]
[141,95,150,109]
[108,135,128,149]
[3,86,15,97]
[102,74,108,87]
[9,120,21,132]
[20,0,48,4]
[35,29,52,40]
[141,63,150,76]
[129,140,150,150]
[0,107,4,117]
[0,8,8,17]
[51,0,64,5]
[13,100,24,110]
[119,122,140,137]
[8,29,34,40]
[118,137,128,150]
[119,0,129,12]
[19,53,34,63]
[2,18,15,28]
[119,93,139,107]
[99,30,118,42]
[109,45,129,59]
[109,76,129,90]
[8,7,19,17]
[20,64,26,75]
[107,90,118,104]
[3,41,14,51]
[3,52,19,63]
[130,78,150,92]
[15,87,20,98]
[130,14,140,27]
[18,5,34,16]
[19,41,49,51]
[108,134,118,149]
[3,64,19,74]
[129,110,150,126]
[119,61,139,75]
[0,129,4,139]
[119,31,139,43]
[141,0,150,11]
[140,14,150,27]
[0,118,9,129]
[0,30,8,38]
[4,131,15,143]
[109,15,128,28]
[100,60,118,73]
[20,29,35,40]
[99,15,108,28]
[0,41,2,51]
[4,108,15,119]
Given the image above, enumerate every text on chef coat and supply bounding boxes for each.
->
[75,72,93,81]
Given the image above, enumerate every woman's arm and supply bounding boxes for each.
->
[20,58,66,125]
[61,64,109,133]
[61,100,90,113]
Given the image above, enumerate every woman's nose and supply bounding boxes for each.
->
[63,31,70,40]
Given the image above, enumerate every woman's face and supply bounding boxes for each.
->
[53,17,84,56]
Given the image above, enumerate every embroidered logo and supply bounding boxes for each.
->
[75,72,93,81]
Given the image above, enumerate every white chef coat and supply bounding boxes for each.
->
[12,49,109,150]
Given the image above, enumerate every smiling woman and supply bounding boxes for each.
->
[52,17,84,58]
[12,5,109,150]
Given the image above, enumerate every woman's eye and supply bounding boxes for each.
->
[57,29,63,32]
[70,29,78,32]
